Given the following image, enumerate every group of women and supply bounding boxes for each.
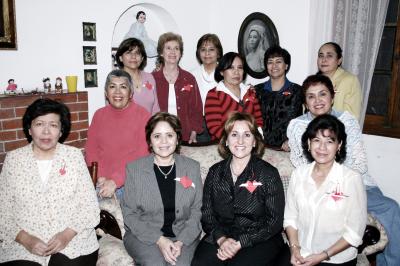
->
[1,11,399,266]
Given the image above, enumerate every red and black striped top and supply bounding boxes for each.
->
[205,85,263,140]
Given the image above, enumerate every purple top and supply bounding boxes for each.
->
[132,71,160,115]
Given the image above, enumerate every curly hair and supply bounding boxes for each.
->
[156,32,183,66]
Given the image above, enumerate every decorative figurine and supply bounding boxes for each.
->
[6,79,17,94]
[43,77,51,93]
[55,77,63,93]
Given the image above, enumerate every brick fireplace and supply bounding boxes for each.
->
[0,92,89,171]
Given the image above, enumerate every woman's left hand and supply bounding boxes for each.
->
[300,253,326,266]
[217,238,241,260]
[172,240,183,258]
[98,178,117,198]
[188,131,197,144]
[45,228,77,255]
[281,140,290,152]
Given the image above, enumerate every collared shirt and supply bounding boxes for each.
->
[284,162,367,263]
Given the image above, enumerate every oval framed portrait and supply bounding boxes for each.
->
[238,12,279,79]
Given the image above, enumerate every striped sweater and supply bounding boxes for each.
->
[205,83,263,140]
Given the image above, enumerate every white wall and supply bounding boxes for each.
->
[364,134,400,204]
[0,0,311,120]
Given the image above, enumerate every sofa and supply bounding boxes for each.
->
[95,144,387,266]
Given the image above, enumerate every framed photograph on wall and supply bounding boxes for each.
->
[84,69,98,88]
[82,22,96,41]
[0,0,17,49]
[238,12,279,79]
[83,46,97,65]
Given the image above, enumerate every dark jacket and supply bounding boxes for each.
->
[201,155,285,248]
[255,80,303,148]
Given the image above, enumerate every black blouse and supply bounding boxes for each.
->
[201,156,285,248]
[255,80,303,148]
[154,164,176,237]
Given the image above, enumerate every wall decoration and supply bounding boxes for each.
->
[83,46,97,65]
[83,22,96,41]
[84,69,98,88]
[0,0,17,49]
[238,12,279,79]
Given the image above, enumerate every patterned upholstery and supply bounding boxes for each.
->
[96,144,387,266]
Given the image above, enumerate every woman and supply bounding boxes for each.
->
[116,37,160,114]
[0,98,99,266]
[255,46,303,151]
[205,52,263,140]
[85,69,150,200]
[245,25,268,72]
[192,112,286,266]
[317,42,361,120]
[121,112,202,266]
[191,33,223,142]
[287,74,400,266]
[153,32,203,144]
[124,11,157,58]
[285,114,367,265]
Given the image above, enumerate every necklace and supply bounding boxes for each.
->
[156,163,175,179]
[163,69,179,84]
[230,163,243,183]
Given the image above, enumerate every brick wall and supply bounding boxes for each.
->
[0,92,89,172]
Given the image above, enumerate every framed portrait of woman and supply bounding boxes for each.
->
[238,12,279,79]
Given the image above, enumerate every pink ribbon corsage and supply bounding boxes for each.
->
[144,81,153,90]
[282,91,291,96]
[326,183,348,201]
[181,84,193,92]
[175,176,195,189]
[239,180,262,193]
[59,160,66,175]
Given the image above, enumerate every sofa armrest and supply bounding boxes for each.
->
[361,213,388,256]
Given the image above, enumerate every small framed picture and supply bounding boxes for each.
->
[84,69,98,88]
[82,22,96,41]
[238,12,279,79]
[83,46,97,65]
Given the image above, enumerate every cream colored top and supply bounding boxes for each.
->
[331,67,362,120]
[0,143,99,265]
[284,162,367,263]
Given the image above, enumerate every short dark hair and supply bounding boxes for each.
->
[145,112,183,153]
[195,33,223,64]
[157,32,184,66]
[104,69,133,94]
[263,46,291,75]
[214,52,247,82]
[301,114,347,163]
[115,38,147,70]
[302,74,335,103]
[136,11,145,20]
[23,98,71,143]
[218,112,264,159]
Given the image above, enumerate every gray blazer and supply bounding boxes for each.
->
[121,154,203,246]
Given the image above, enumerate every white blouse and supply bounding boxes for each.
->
[284,162,367,263]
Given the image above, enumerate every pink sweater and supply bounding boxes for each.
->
[85,102,150,187]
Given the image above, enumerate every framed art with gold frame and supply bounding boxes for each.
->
[0,0,17,49]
